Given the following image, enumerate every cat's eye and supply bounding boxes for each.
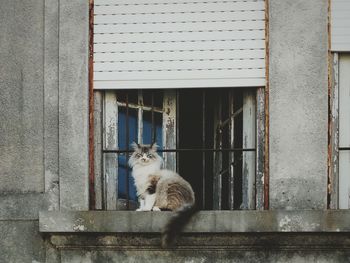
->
[147,154,154,158]
[135,153,142,158]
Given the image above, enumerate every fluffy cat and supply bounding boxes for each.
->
[128,142,196,247]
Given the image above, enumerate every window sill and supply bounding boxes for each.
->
[39,210,350,233]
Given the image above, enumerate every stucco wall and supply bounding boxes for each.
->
[0,0,45,193]
[269,0,329,209]
[0,1,48,262]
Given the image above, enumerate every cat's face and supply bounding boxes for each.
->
[129,142,162,167]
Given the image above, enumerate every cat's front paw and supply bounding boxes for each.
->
[136,208,151,211]
[152,206,161,211]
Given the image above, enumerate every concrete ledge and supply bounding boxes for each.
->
[39,210,350,233]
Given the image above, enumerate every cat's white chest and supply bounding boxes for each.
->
[132,163,159,196]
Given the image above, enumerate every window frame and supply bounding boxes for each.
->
[92,88,266,211]
[88,0,270,211]
[329,52,350,209]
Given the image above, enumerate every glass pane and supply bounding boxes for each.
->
[143,89,163,108]
[143,111,163,148]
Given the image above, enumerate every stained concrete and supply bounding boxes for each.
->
[0,0,45,193]
[58,0,90,211]
[60,249,350,263]
[269,0,329,209]
[0,221,45,263]
[54,233,350,263]
[39,210,350,233]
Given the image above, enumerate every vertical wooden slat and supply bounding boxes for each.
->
[213,94,223,210]
[339,54,350,209]
[137,90,144,144]
[89,0,96,210]
[264,0,270,210]
[228,91,235,210]
[125,94,130,209]
[163,90,177,171]
[176,91,180,172]
[255,87,265,210]
[104,91,118,210]
[202,90,206,209]
[151,93,155,143]
[242,90,256,210]
[329,53,339,209]
[94,91,103,210]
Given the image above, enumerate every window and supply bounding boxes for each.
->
[329,53,350,209]
[328,0,350,209]
[93,88,266,210]
[91,0,267,211]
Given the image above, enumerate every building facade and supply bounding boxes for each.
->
[1,0,350,262]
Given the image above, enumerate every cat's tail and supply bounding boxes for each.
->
[161,204,198,248]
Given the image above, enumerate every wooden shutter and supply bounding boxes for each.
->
[332,0,350,52]
[93,0,266,89]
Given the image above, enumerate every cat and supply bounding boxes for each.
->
[128,142,197,247]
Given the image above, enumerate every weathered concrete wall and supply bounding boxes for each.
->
[52,233,350,263]
[58,0,89,211]
[269,0,329,209]
[0,221,45,263]
[60,249,350,263]
[0,1,49,261]
[0,0,45,193]
[0,0,89,260]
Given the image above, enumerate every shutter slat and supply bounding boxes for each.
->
[93,0,266,89]
[94,78,265,89]
[94,20,264,33]
[94,58,265,71]
[94,2,265,14]
[94,39,265,52]
[94,30,265,43]
[94,68,265,80]
[95,0,264,5]
[94,10,265,24]
[94,49,265,61]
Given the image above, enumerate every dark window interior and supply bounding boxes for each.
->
[178,88,244,210]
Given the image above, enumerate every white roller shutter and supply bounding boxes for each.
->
[93,0,266,89]
[332,0,350,52]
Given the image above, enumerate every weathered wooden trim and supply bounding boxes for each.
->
[228,91,235,210]
[104,91,118,210]
[338,54,350,209]
[137,90,144,144]
[256,87,265,210]
[89,0,96,210]
[264,0,270,210]
[329,53,339,209]
[93,91,103,210]
[163,90,177,171]
[213,94,223,210]
[242,90,256,210]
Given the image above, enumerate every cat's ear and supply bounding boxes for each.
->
[150,142,158,151]
[131,142,141,150]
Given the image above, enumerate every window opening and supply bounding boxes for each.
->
[98,88,264,210]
